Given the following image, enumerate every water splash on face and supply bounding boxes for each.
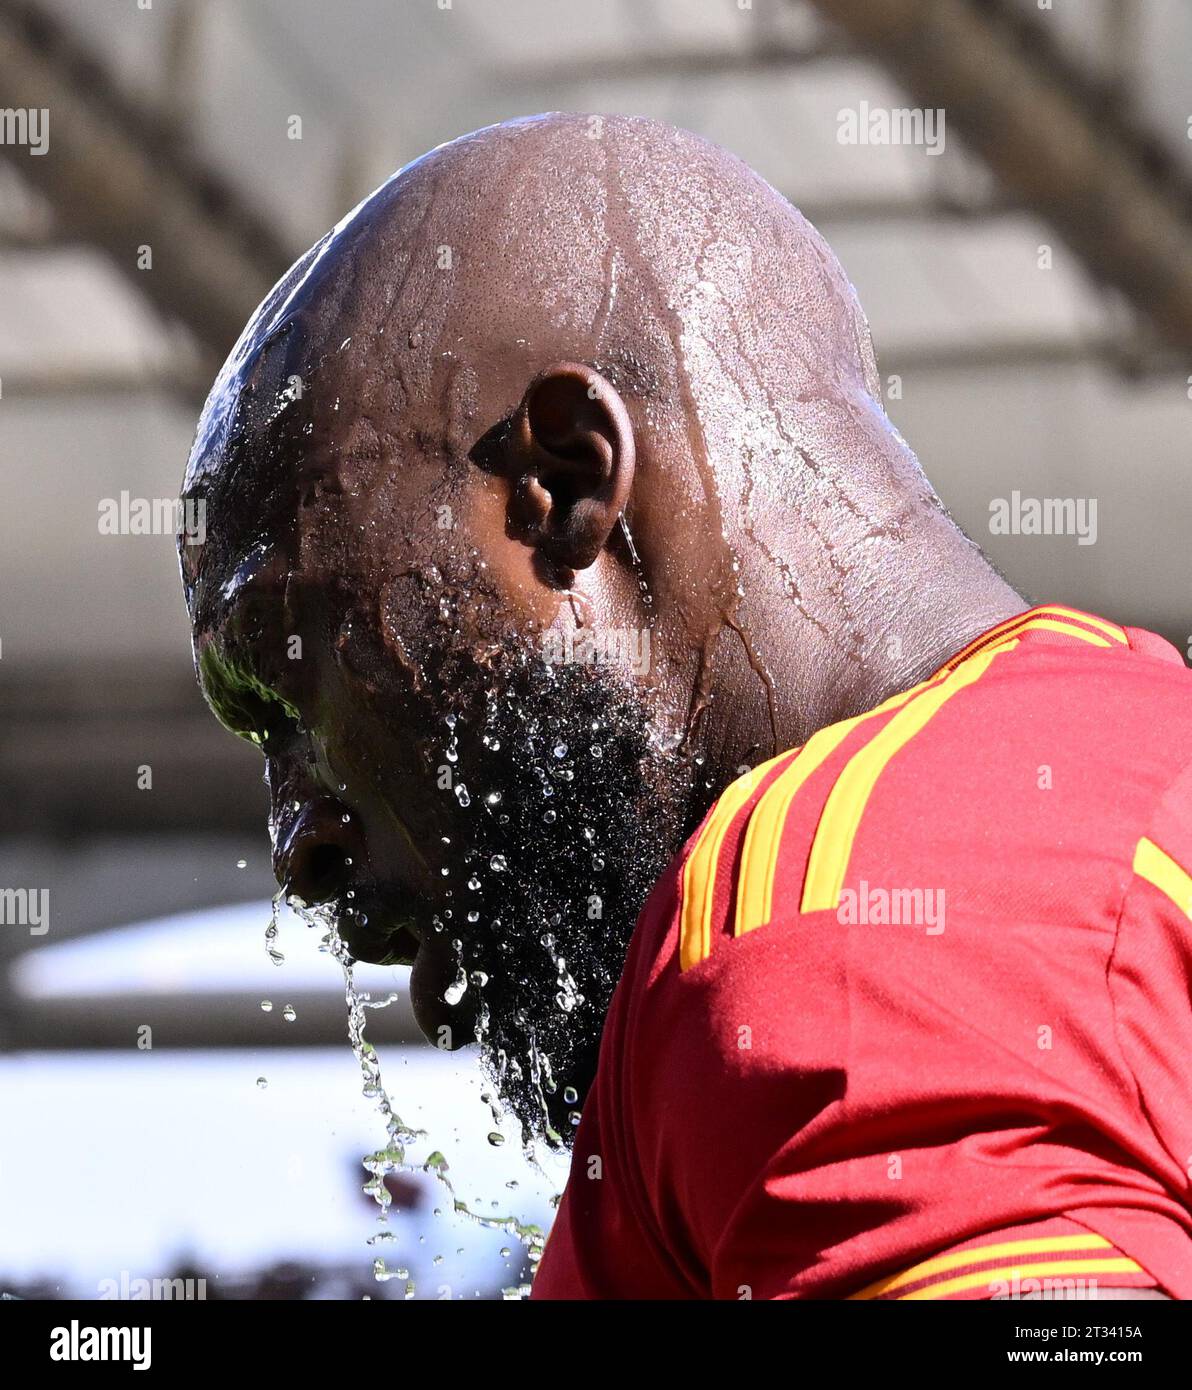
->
[264,890,285,966]
[268,891,550,1298]
[419,642,695,1150]
[258,633,693,1295]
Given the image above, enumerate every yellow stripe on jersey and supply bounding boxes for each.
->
[1133,836,1192,922]
[732,672,950,943]
[799,612,1112,916]
[899,1258,1143,1301]
[801,640,1016,913]
[1045,606,1128,642]
[684,606,1128,968]
[679,758,785,973]
[1000,616,1113,648]
[848,1232,1116,1300]
[944,605,1125,669]
[1046,606,1128,642]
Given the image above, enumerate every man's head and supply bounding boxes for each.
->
[180,113,1001,1143]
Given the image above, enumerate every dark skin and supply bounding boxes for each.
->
[179,113,1169,1296]
[181,107,1022,1095]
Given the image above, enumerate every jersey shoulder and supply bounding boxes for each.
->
[673,603,1192,975]
[573,606,1192,1297]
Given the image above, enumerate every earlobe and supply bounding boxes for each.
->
[509,362,635,572]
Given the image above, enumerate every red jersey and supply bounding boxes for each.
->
[533,605,1192,1299]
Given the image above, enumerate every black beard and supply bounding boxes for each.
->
[431,643,694,1149]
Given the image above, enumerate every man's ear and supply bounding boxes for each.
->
[507,361,635,571]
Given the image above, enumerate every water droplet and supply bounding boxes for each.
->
[260,1000,273,1012]
[454,784,471,807]
[256,1077,268,1089]
[563,1086,578,1105]
[236,858,247,869]
[553,743,568,759]
[487,1132,505,1147]
[283,1005,297,1022]
[489,855,507,872]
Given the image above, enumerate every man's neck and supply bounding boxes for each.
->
[833,563,1028,725]
[694,530,1026,797]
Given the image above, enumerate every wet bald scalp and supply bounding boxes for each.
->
[183,112,899,640]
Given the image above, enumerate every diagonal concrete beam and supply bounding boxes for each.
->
[805,0,1192,353]
[0,0,292,367]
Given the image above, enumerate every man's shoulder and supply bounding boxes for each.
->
[573,609,1192,1295]
[624,607,1192,995]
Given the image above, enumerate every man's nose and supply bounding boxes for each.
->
[274,796,367,905]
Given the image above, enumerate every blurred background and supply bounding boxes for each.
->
[0,0,1190,1298]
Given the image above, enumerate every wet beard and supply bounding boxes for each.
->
[439,647,694,1149]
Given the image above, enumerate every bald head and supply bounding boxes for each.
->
[184,113,889,627]
[179,114,1018,1143]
